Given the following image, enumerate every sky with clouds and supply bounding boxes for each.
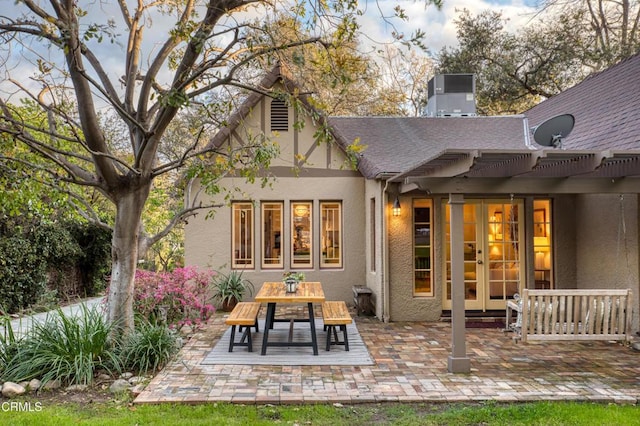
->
[1,0,542,103]
[357,0,539,54]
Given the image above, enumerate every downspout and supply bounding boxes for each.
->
[379,174,396,323]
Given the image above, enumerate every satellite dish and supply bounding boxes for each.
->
[531,114,574,148]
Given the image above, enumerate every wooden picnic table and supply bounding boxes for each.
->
[255,281,325,355]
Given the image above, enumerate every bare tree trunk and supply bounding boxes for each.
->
[106,183,150,334]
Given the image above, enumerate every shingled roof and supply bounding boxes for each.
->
[328,115,529,179]
[525,53,640,151]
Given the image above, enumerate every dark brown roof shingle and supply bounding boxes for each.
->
[328,116,528,179]
[525,53,640,151]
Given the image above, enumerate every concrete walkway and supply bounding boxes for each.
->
[5,297,105,337]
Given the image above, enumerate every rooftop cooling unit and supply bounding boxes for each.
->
[425,74,476,117]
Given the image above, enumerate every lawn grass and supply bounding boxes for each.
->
[2,401,639,425]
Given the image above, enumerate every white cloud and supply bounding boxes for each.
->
[357,0,537,54]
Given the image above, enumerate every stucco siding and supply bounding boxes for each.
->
[364,179,383,319]
[575,194,639,330]
[184,175,366,303]
[387,194,443,322]
[552,196,578,290]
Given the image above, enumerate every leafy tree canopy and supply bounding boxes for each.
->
[437,1,640,115]
[0,0,442,333]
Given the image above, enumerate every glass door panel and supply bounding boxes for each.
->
[443,203,482,310]
[444,199,524,311]
[486,202,522,309]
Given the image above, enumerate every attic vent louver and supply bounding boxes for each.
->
[270,98,289,131]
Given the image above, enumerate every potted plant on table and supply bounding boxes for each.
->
[211,270,254,312]
[282,272,305,293]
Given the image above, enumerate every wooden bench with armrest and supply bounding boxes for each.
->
[509,289,632,343]
[225,302,261,352]
[322,301,352,351]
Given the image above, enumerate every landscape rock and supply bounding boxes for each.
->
[66,384,89,392]
[2,382,26,398]
[97,373,112,381]
[128,376,147,385]
[131,384,146,396]
[109,379,132,393]
[42,380,62,391]
[120,372,134,380]
[28,379,42,392]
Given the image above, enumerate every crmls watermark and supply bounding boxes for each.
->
[1,401,43,412]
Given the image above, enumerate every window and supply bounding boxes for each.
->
[291,202,312,268]
[262,202,283,269]
[533,199,553,289]
[232,202,253,268]
[321,202,342,268]
[413,199,433,296]
[270,98,289,131]
[370,198,376,272]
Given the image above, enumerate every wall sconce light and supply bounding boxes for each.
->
[392,197,401,216]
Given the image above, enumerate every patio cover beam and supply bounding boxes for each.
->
[392,150,640,183]
[403,177,640,195]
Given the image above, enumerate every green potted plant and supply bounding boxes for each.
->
[282,272,305,293]
[212,270,254,312]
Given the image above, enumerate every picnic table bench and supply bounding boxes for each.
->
[322,301,352,351]
[225,302,261,352]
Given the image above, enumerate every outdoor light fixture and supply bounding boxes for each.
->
[392,197,401,216]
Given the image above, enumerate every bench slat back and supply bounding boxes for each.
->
[520,289,632,342]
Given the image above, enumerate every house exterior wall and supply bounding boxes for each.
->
[387,193,443,322]
[364,179,384,319]
[575,194,640,329]
[552,195,578,289]
[184,175,366,302]
[184,89,366,304]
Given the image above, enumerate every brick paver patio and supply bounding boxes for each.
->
[135,310,640,405]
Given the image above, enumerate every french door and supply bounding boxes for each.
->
[443,199,524,311]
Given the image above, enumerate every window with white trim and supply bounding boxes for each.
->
[413,199,433,296]
[231,202,253,268]
[321,201,342,268]
[370,198,376,272]
[261,202,283,269]
[291,202,312,268]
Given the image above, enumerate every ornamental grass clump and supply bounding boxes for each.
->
[0,311,21,377]
[119,318,179,375]
[133,267,216,330]
[1,304,120,386]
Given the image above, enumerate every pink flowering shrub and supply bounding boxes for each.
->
[133,267,216,330]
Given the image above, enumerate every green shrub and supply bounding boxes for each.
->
[0,220,112,313]
[33,223,82,268]
[2,305,120,385]
[0,236,48,313]
[119,319,179,375]
[69,223,112,296]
